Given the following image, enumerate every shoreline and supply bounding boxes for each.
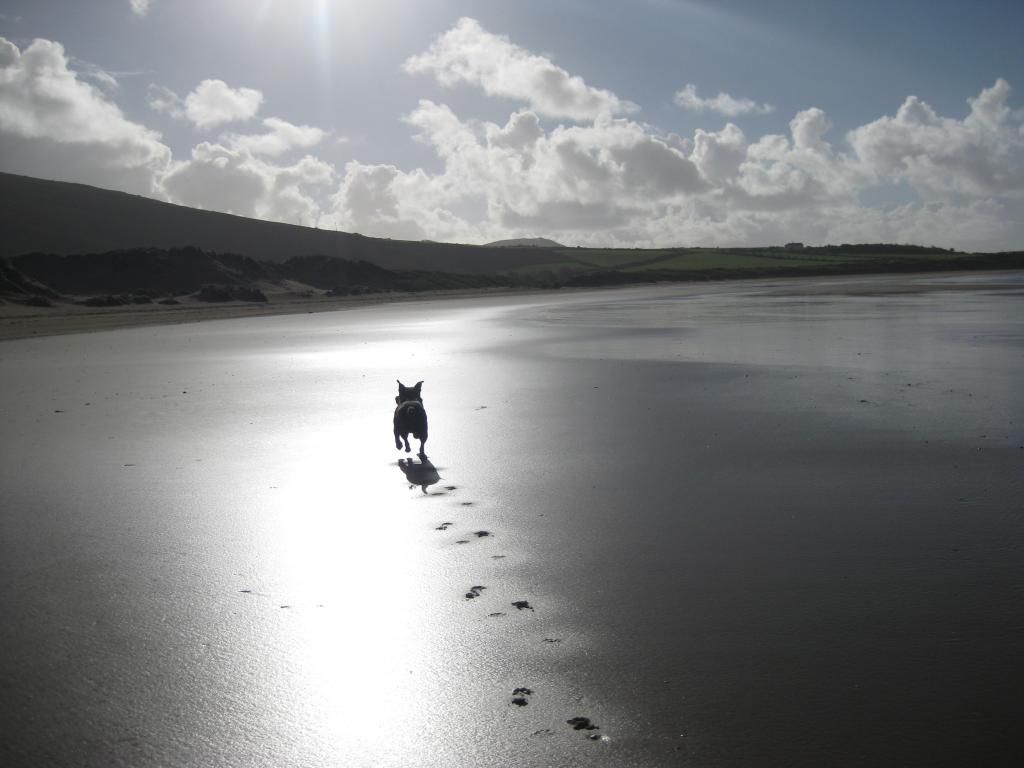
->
[2,268,1022,342]
[0,285,551,342]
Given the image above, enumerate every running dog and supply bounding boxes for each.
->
[394,380,428,456]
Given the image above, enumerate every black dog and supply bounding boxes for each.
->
[394,380,428,456]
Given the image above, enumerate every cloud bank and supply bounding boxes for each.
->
[1,21,1022,251]
[225,117,328,157]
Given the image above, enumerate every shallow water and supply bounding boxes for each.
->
[1,273,1022,766]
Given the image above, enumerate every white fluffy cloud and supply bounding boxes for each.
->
[674,84,774,117]
[848,78,1024,200]
[161,142,265,216]
[185,79,263,129]
[734,108,861,207]
[225,117,327,157]
[150,79,263,129]
[320,102,708,244]
[325,162,430,240]
[691,123,746,183]
[404,17,636,121]
[0,36,169,193]
[161,142,335,226]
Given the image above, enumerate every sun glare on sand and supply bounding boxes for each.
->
[247,331,457,751]
[266,422,430,749]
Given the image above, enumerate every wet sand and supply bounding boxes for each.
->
[1,272,1022,766]
[4,270,1024,343]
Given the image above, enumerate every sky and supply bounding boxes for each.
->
[1,0,1023,250]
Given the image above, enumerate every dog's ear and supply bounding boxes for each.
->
[413,381,423,391]
[396,379,404,388]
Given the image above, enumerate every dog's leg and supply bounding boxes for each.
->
[395,433,402,450]
[418,436,427,458]
[403,436,411,453]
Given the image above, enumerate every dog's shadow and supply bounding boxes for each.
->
[398,456,441,494]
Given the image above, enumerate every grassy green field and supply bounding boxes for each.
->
[490,245,1022,287]
[568,249,675,268]
[512,246,995,274]
[624,250,821,271]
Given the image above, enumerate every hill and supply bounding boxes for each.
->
[486,237,565,248]
[2,173,1022,313]
[0,247,517,305]
[0,172,560,274]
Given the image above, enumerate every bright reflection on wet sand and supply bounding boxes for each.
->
[270,428,427,754]
[232,319,474,761]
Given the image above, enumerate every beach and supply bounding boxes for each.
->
[0,286,542,343]
[1,271,1022,767]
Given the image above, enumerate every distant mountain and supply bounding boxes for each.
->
[0,172,562,274]
[486,237,565,248]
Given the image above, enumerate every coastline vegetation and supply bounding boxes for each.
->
[1,243,1022,308]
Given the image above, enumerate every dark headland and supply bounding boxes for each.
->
[1,171,1022,339]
